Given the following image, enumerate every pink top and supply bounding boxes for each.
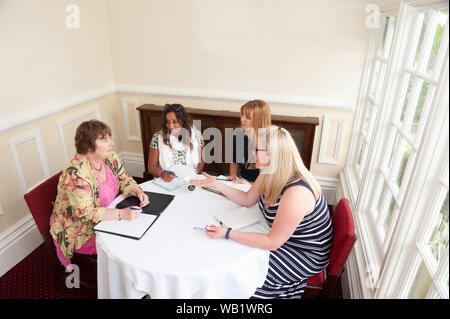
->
[53,162,119,270]
[96,161,119,207]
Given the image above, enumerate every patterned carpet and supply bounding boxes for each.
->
[0,243,97,299]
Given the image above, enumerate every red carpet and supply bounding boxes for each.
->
[0,243,97,299]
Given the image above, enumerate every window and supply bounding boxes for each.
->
[342,2,448,298]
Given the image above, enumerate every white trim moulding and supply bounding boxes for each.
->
[56,107,102,163]
[318,115,346,165]
[0,87,114,133]
[115,85,356,111]
[8,129,51,194]
[121,99,142,142]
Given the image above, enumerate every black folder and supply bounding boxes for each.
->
[115,191,175,216]
[94,191,175,240]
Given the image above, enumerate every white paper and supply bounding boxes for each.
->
[169,164,196,180]
[94,213,157,239]
[216,175,252,192]
[215,207,260,230]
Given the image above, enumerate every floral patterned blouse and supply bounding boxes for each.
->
[49,151,140,259]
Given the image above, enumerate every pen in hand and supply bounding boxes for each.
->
[163,170,177,177]
[193,226,212,231]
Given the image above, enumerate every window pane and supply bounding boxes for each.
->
[383,194,396,232]
[413,12,430,67]
[408,260,433,299]
[357,138,366,166]
[400,75,415,122]
[396,142,411,187]
[388,131,401,169]
[377,182,388,214]
[411,81,430,133]
[371,61,381,98]
[426,10,448,74]
[380,17,390,55]
[428,192,449,262]
[363,101,375,135]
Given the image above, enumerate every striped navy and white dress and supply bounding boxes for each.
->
[252,179,333,299]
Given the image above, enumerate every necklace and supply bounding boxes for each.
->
[90,161,103,172]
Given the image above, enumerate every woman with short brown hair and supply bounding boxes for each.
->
[50,120,149,270]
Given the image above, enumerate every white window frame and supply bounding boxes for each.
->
[340,1,449,298]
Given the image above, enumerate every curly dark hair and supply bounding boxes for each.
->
[161,104,193,150]
[75,120,112,155]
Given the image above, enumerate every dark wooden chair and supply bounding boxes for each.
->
[24,171,97,293]
[302,198,357,299]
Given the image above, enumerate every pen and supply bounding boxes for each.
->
[215,177,232,181]
[163,170,177,177]
[193,227,212,231]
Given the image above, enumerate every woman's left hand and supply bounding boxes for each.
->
[204,225,227,239]
[136,189,149,207]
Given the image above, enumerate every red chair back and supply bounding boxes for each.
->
[24,172,61,234]
[327,198,356,276]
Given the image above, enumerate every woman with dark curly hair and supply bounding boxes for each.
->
[148,104,205,182]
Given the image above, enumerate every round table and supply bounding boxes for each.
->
[96,179,270,299]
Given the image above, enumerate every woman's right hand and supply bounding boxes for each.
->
[119,206,142,221]
[160,170,176,182]
[189,172,218,188]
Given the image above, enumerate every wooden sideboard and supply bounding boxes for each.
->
[137,104,319,180]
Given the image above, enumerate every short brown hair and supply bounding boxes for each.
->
[75,120,112,155]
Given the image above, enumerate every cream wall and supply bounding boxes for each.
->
[0,0,114,126]
[107,0,370,106]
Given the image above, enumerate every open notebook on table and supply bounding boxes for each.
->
[94,213,158,240]
[152,164,196,191]
[94,191,175,239]
[214,207,260,230]
[202,175,252,196]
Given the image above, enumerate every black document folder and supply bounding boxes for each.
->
[94,191,175,240]
[116,191,175,216]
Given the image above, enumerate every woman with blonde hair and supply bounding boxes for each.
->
[190,126,333,298]
[229,99,271,183]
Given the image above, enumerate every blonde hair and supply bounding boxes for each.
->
[240,100,271,169]
[259,126,322,205]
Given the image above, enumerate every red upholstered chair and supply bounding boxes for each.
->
[302,198,357,299]
[24,171,97,293]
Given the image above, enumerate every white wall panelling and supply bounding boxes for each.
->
[8,129,51,194]
[121,99,142,142]
[57,107,102,162]
[318,116,346,165]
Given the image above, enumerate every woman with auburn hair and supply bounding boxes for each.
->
[229,99,271,183]
[148,103,205,182]
[50,120,148,271]
[190,126,333,298]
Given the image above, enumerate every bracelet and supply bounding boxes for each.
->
[225,227,232,239]
[158,170,163,178]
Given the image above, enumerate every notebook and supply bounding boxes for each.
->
[94,213,158,240]
[214,207,260,230]
[152,164,196,191]
[116,191,175,216]
[202,175,251,196]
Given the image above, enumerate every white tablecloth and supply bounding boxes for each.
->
[96,180,271,299]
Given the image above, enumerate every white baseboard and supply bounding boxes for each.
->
[0,214,43,278]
